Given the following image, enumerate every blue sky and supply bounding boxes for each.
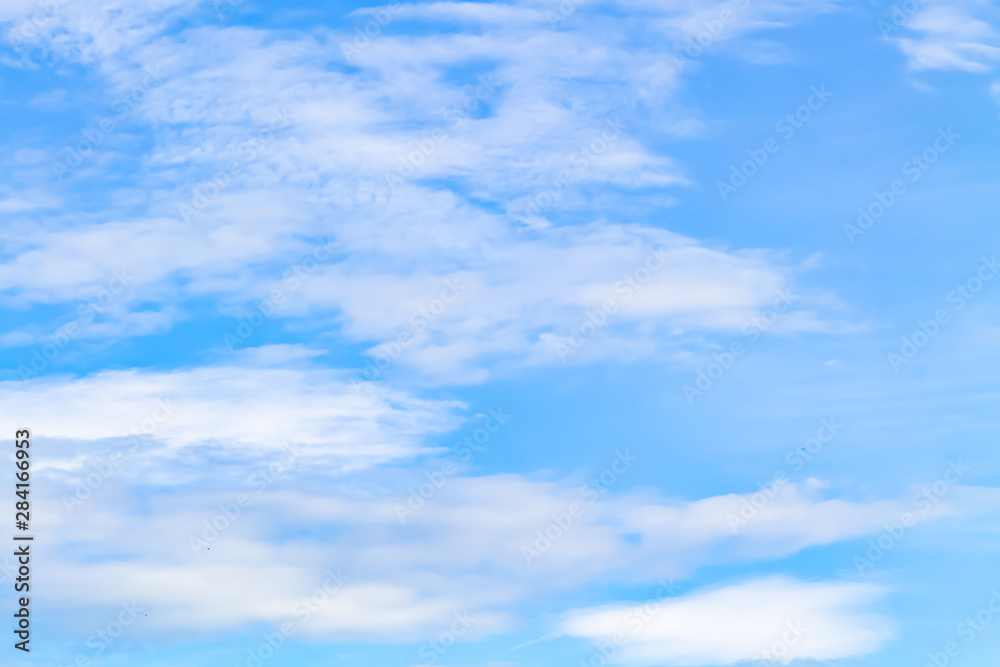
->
[1,0,1000,665]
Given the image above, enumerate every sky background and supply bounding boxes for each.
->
[1,0,1000,666]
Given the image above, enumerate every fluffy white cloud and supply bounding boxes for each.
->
[28,462,983,640]
[0,190,814,381]
[561,577,894,665]
[296,219,813,382]
[0,0,841,380]
[0,345,463,468]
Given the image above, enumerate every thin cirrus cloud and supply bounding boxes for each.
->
[885,0,1000,73]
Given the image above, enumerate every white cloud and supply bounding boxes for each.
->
[0,186,815,381]
[46,558,499,639]
[561,577,894,665]
[0,0,200,64]
[295,219,810,382]
[0,186,59,214]
[389,1,549,26]
[886,1,1000,73]
[0,345,463,467]
[0,0,846,381]
[28,464,985,639]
